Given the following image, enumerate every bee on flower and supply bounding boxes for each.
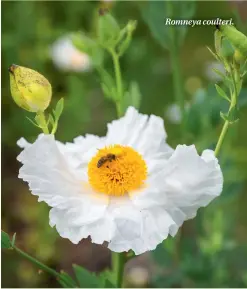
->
[50,35,92,72]
[17,107,223,255]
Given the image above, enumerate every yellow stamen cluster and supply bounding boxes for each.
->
[88,145,147,196]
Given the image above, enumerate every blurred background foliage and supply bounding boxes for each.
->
[2,0,247,288]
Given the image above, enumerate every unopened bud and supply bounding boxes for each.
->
[9,64,52,112]
[126,20,137,33]
[217,25,247,57]
[98,12,120,46]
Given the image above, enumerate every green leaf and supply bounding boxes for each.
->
[26,116,40,128]
[71,32,96,55]
[57,279,69,288]
[117,31,132,57]
[73,264,101,288]
[139,1,196,50]
[48,114,55,127]
[34,114,47,130]
[212,68,225,80]
[98,68,117,100]
[215,84,230,102]
[72,32,104,67]
[103,279,116,288]
[220,111,228,122]
[228,106,240,123]
[220,37,235,59]
[101,83,112,100]
[139,1,169,49]
[207,46,221,61]
[220,107,239,124]
[99,270,116,288]
[1,231,12,249]
[58,271,78,288]
[54,98,64,120]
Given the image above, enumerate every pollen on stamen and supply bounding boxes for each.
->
[88,145,147,196]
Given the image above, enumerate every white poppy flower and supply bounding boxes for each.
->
[50,35,92,72]
[17,107,223,255]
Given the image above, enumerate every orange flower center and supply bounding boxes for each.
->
[88,145,147,196]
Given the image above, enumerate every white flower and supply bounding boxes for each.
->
[17,107,223,255]
[50,35,92,72]
[127,266,150,287]
[165,103,190,124]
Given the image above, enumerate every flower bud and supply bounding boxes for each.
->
[217,25,247,57]
[9,64,52,112]
[98,11,120,46]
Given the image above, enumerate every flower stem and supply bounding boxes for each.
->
[112,252,126,288]
[36,111,49,134]
[13,245,60,278]
[214,120,229,157]
[109,48,123,117]
[214,64,240,157]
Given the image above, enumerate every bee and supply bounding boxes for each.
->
[97,153,116,168]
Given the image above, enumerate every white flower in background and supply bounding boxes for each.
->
[127,266,150,287]
[205,61,225,82]
[51,35,92,72]
[17,107,223,255]
[165,103,190,124]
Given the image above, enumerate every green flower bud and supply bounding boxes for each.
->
[217,25,247,57]
[9,64,52,112]
[126,20,137,34]
[98,11,120,47]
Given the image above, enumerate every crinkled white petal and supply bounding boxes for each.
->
[49,207,114,245]
[108,199,177,254]
[126,145,223,253]
[17,137,31,149]
[17,107,223,255]
[164,145,223,217]
[18,134,108,221]
[62,134,107,168]
[105,107,173,161]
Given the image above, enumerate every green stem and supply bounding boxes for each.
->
[109,48,123,117]
[112,252,126,288]
[37,111,49,134]
[215,66,239,157]
[214,120,229,157]
[13,246,60,279]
